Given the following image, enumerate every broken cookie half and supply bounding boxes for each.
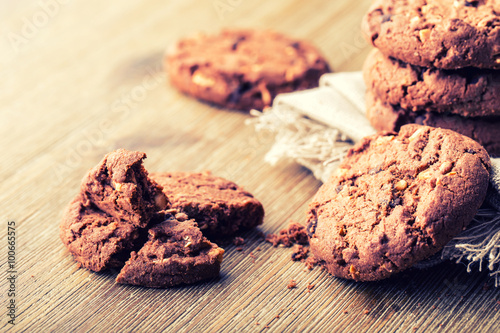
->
[116,216,224,288]
[80,149,168,228]
[151,171,265,239]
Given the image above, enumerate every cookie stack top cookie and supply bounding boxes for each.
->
[363,0,500,70]
[362,0,500,157]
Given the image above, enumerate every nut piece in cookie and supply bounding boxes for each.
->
[166,29,331,110]
[116,217,224,288]
[151,171,264,238]
[60,149,168,272]
[80,149,168,228]
[307,125,491,281]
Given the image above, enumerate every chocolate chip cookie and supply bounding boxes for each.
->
[60,149,168,272]
[307,124,491,281]
[151,171,264,238]
[366,91,500,157]
[116,216,224,288]
[362,0,500,69]
[166,29,331,110]
[364,49,500,117]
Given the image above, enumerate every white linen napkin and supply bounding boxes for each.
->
[249,72,500,286]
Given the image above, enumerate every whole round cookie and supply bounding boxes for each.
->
[307,124,491,281]
[363,49,500,117]
[166,29,331,110]
[151,171,264,238]
[362,0,500,69]
[366,91,500,157]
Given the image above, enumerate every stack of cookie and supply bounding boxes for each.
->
[362,0,500,157]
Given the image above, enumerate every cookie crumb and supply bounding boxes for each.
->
[287,279,297,289]
[307,283,315,290]
[275,315,280,319]
[233,236,245,246]
[291,245,308,261]
[265,234,279,246]
[305,256,319,270]
[364,309,370,315]
[236,247,243,251]
[266,222,309,247]
[343,310,348,314]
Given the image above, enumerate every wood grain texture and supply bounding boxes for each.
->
[1,0,499,332]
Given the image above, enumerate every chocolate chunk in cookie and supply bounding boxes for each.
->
[363,49,500,117]
[60,149,168,271]
[166,29,331,110]
[80,149,168,228]
[366,91,500,157]
[362,0,500,69]
[116,217,224,288]
[307,125,491,281]
[151,171,264,238]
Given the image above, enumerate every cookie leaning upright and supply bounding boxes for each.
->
[307,125,491,281]
[362,0,500,69]
[60,149,168,272]
[165,29,331,111]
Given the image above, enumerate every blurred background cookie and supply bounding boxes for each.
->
[166,29,331,111]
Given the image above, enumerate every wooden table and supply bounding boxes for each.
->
[2,0,499,332]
